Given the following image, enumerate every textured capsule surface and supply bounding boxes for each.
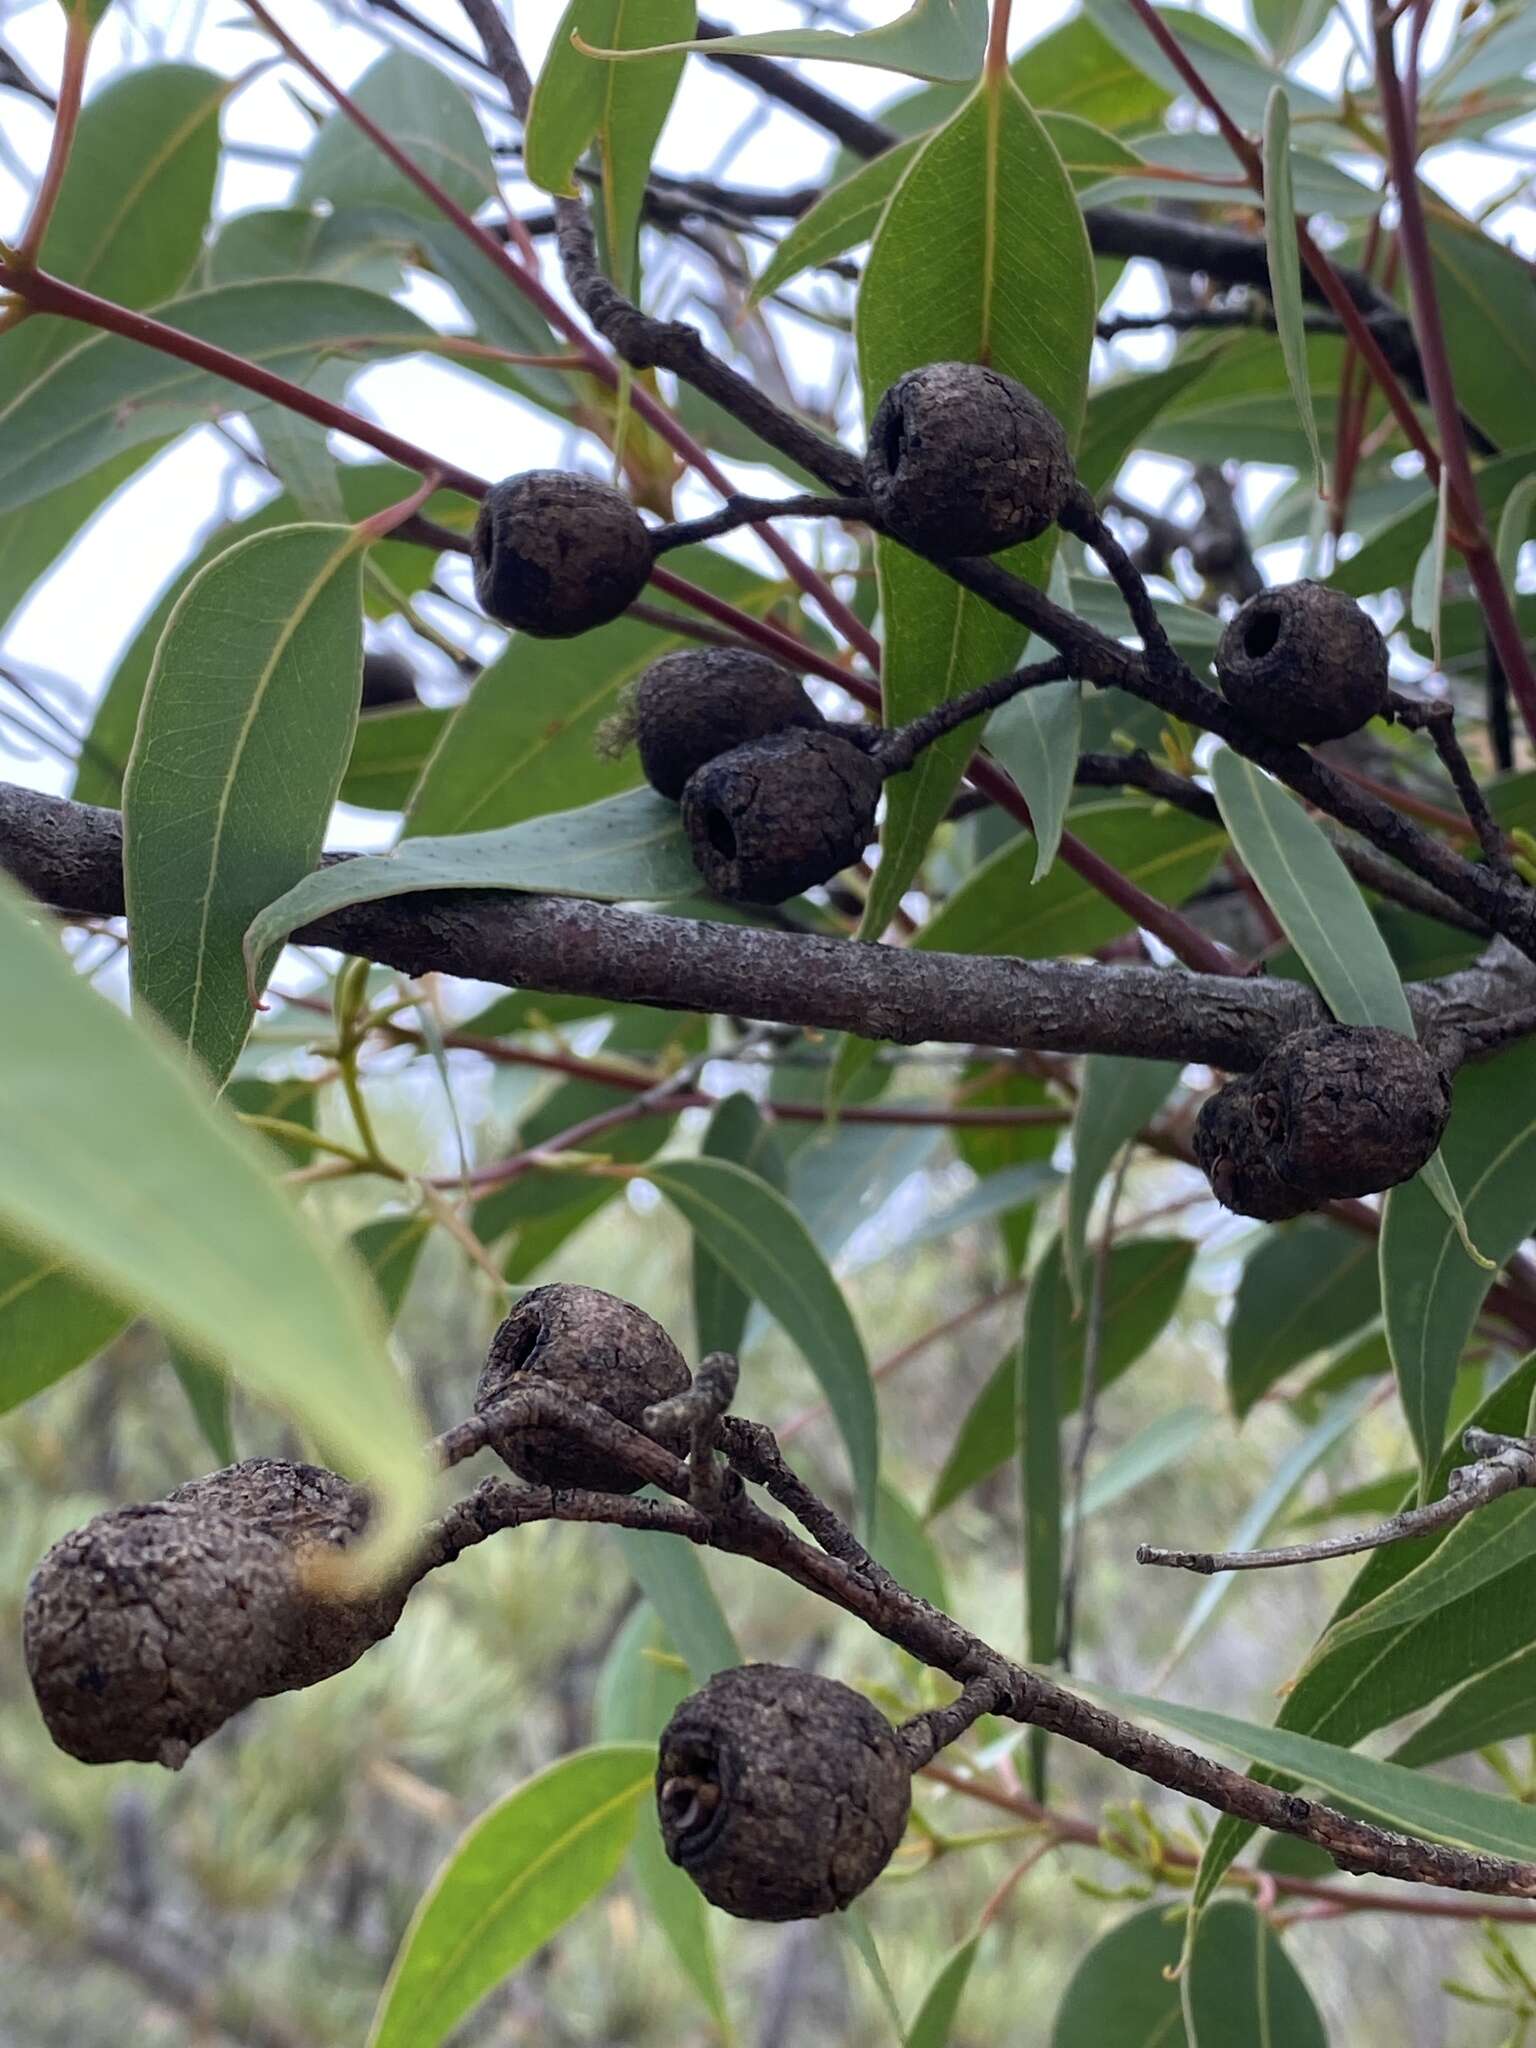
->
[864,362,1076,558]
[681,727,882,905]
[628,647,825,801]
[23,1460,402,1769]
[1194,1025,1450,1221]
[475,1282,690,1492]
[1214,581,1389,745]
[657,1664,911,1920]
[472,471,652,637]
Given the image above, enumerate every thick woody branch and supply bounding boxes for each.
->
[403,1380,1536,1897]
[13,779,1534,1071]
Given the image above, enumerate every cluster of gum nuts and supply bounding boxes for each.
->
[23,1285,912,1924]
[469,362,1393,908]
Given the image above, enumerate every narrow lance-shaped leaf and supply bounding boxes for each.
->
[1411,466,1451,669]
[0,1231,129,1416]
[610,1526,740,1688]
[368,1746,653,2048]
[1208,745,1482,1306]
[0,873,429,1576]
[125,522,364,1086]
[1062,1055,1180,1302]
[581,0,988,84]
[850,58,1094,972]
[643,1156,879,1528]
[906,1936,980,2048]
[526,1,694,295]
[245,787,699,976]
[1264,87,1322,496]
[1084,1678,1536,1864]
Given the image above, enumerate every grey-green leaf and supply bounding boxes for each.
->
[245,788,699,975]
[367,1746,652,2048]
[0,872,428,1575]
[126,522,364,1085]
[644,1157,878,1526]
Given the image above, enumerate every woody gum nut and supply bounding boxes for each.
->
[22,1460,403,1769]
[474,1282,690,1493]
[1194,1025,1451,1222]
[1214,581,1390,745]
[681,727,883,906]
[864,361,1076,558]
[472,471,653,638]
[657,1664,911,1921]
[630,647,825,802]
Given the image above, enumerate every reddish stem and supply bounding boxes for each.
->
[1373,11,1536,743]
[241,0,878,666]
[1124,0,1259,177]
[0,260,490,499]
[13,12,89,268]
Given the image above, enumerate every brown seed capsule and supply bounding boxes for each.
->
[681,727,883,905]
[620,648,826,802]
[23,1459,403,1770]
[474,1282,690,1493]
[1214,581,1390,745]
[361,650,419,711]
[864,362,1076,558]
[1194,1024,1451,1221]
[472,471,653,638]
[657,1664,911,1921]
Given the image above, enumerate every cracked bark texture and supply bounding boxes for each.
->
[23,1459,403,1768]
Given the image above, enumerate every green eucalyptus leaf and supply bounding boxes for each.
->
[0,1232,129,1415]
[1227,1222,1380,1418]
[1063,1056,1181,1302]
[245,787,699,975]
[125,523,364,1086]
[644,1157,878,1526]
[368,1746,652,2048]
[0,872,429,1574]
[1262,88,1323,494]
[585,0,988,84]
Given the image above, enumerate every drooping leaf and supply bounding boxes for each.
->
[610,1526,740,1688]
[1052,1899,1325,2046]
[0,282,434,518]
[906,1935,980,2048]
[1410,469,1451,669]
[526,1,694,294]
[351,1213,431,1322]
[1262,88,1323,495]
[692,1093,786,1360]
[874,1482,950,1613]
[929,1239,1193,1516]
[1392,1641,1536,1769]
[1077,344,1236,498]
[0,873,428,1574]
[167,1339,234,1466]
[853,62,1094,945]
[297,49,497,221]
[1085,1678,1536,1864]
[1315,1491,1536,1664]
[1209,748,1412,1032]
[1190,1353,1536,1908]
[0,1232,129,1415]
[368,1746,652,2048]
[1078,1405,1213,1519]
[244,787,699,973]
[1019,1246,1065,1677]
[643,1157,878,1525]
[1063,1055,1181,1301]
[125,523,364,1086]
[1427,216,1536,453]
[984,565,1082,886]
[1083,0,1338,134]
[595,1607,730,2032]
[587,0,988,84]
[1381,1039,1536,1481]
[1227,1222,1380,1418]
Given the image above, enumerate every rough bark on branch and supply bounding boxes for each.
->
[5,780,1535,1072]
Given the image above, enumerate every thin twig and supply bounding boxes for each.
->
[1136,1429,1536,1574]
